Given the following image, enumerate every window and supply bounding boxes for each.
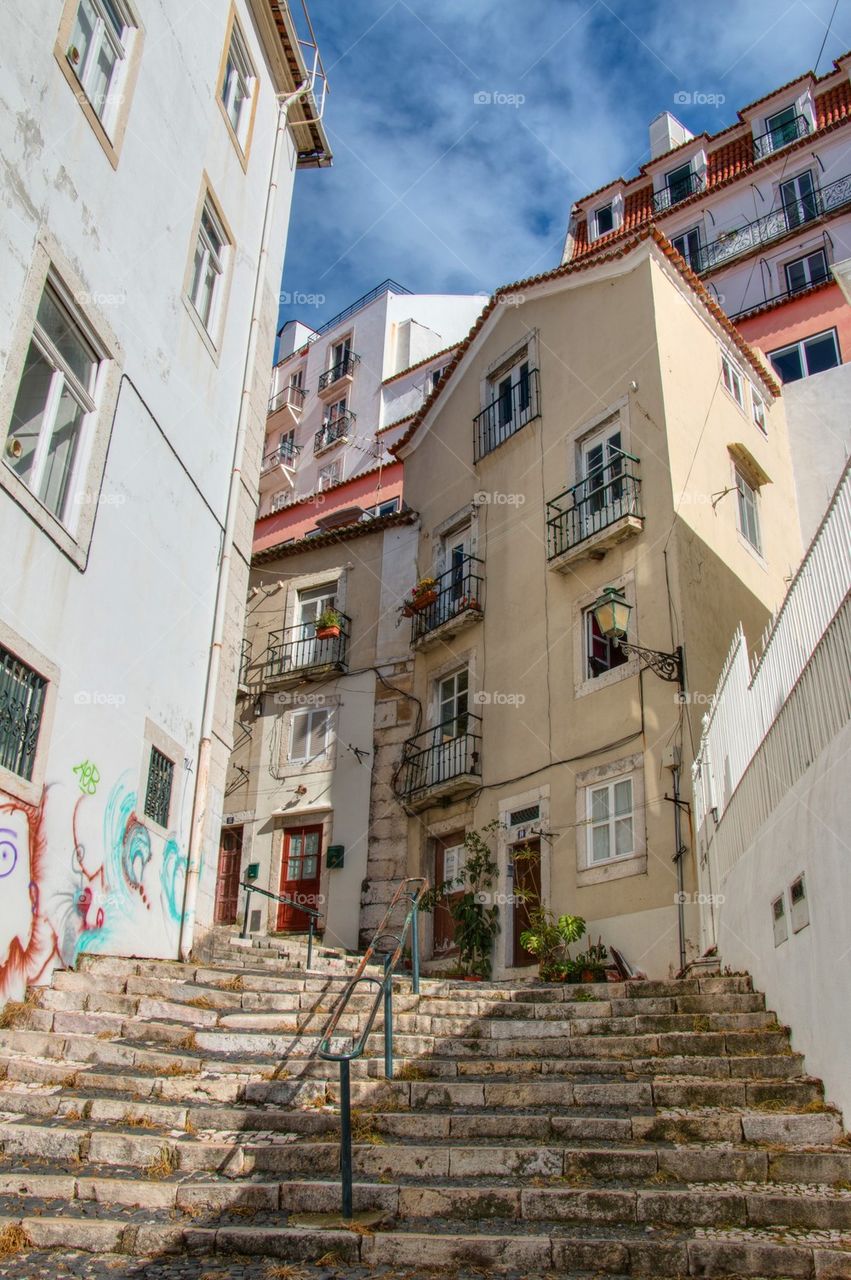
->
[666,162,693,205]
[331,337,351,374]
[144,746,174,827]
[270,490,291,513]
[586,609,628,679]
[278,429,295,463]
[289,708,331,763]
[587,777,634,864]
[785,250,829,295]
[66,0,133,131]
[220,18,256,149]
[721,354,745,409]
[751,390,767,435]
[780,171,818,230]
[672,226,703,272]
[188,197,229,334]
[438,668,468,738]
[476,348,538,459]
[290,367,305,390]
[5,280,101,524]
[765,105,799,152]
[430,367,444,391]
[0,646,47,782]
[318,460,341,490]
[735,468,761,552]
[441,843,466,889]
[324,397,347,425]
[595,203,614,236]
[769,329,840,384]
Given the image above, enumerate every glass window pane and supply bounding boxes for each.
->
[613,779,632,816]
[7,342,54,485]
[304,832,320,856]
[286,853,301,878]
[201,208,224,259]
[302,855,318,879]
[290,714,309,760]
[101,0,126,36]
[591,787,609,821]
[770,347,804,383]
[69,0,97,72]
[591,824,610,862]
[804,333,840,376]
[36,288,98,391]
[614,816,633,856]
[38,383,85,519]
[90,35,119,119]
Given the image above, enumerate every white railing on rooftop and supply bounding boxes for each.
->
[693,462,851,841]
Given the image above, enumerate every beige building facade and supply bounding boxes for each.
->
[394,230,803,979]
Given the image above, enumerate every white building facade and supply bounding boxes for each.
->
[0,0,330,1002]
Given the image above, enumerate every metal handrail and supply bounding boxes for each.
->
[652,169,704,213]
[314,412,356,453]
[753,112,810,160]
[318,877,428,1218]
[318,351,360,391]
[409,554,485,645]
[238,881,320,968]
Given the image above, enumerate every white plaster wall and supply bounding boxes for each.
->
[0,0,300,999]
[782,361,851,543]
[716,721,851,1123]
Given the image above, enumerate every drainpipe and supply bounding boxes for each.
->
[672,763,687,975]
[178,78,311,961]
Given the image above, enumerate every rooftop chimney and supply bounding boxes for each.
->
[649,111,694,160]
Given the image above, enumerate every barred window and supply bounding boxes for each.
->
[0,645,47,781]
[144,745,174,827]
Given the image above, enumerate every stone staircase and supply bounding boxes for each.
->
[0,940,849,1278]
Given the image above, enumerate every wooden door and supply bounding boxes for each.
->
[513,840,541,967]
[433,833,465,956]
[214,826,243,925]
[277,825,322,932]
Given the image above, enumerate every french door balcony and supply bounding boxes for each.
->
[399,715,482,811]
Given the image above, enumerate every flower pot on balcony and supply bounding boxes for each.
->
[315,625,340,639]
[411,590,438,611]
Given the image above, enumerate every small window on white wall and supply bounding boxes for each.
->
[721,354,745,409]
[220,17,256,150]
[587,776,634,864]
[289,708,331,763]
[188,197,230,335]
[66,0,135,132]
[735,468,761,553]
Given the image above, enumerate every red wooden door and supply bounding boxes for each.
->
[277,825,322,932]
[513,840,541,967]
[214,826,243,925]
[433,833,465,957]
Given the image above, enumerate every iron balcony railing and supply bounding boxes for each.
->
[410,555,484,644]
[268,383,306,415]
[314,412,356,453]
[399,713,482,800]
[652,169,705,213]
[260,441,301,475]
[473,367,540,462]
[239,636,252,686]
[698,171,851,274]
[547,457,642,560]
[727,271,831,322]
[753,112,810,160]
[238,881,321,967]
[265,613,351,680]
[318,351,360,391]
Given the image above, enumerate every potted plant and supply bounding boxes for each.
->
[519,908,587,982]
[421,821,501,979]
[315,607,343,639]
[406,576,438,612]
[566,937,609,984]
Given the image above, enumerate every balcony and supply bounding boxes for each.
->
[699,171,851,275]
[399,715,482,811]
[318,352,360,400]
[474,368,540,462]
[547,462,643,572]
[652,169,705,213]
[314,412,356,455]
[409,556,484,650]
[259,441,301,492]
[753,113,810,160]
[264,615,351,685]
[238,637,252,691]
[268,383,306,421]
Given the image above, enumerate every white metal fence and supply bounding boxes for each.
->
[693,463,851,891]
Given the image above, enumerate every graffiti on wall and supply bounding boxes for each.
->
[0,767,188,1004]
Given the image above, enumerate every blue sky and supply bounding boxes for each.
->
[278,0,850,334]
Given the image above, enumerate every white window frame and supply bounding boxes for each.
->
[734,466,761,554]
[270,489,291,513]
[575,754,646,886]
[65,0,134,134]
[751,388,767,435]
[317,460,341,491]
[288,707,332,764]
[784,248,829,295]
[188,196,230,337]
[4,277,105,529]
[671,225,703,272]
[586,775,635,866]
[594,203,615,238]
[769,328,841,384]
[721,352,746,410]
[220,15,257,150]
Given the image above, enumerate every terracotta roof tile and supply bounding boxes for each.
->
[706,135,752,186]
[390,227,779,459]
[253,508,417,564]
[816,79,851,127]
[381,343,463,386]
